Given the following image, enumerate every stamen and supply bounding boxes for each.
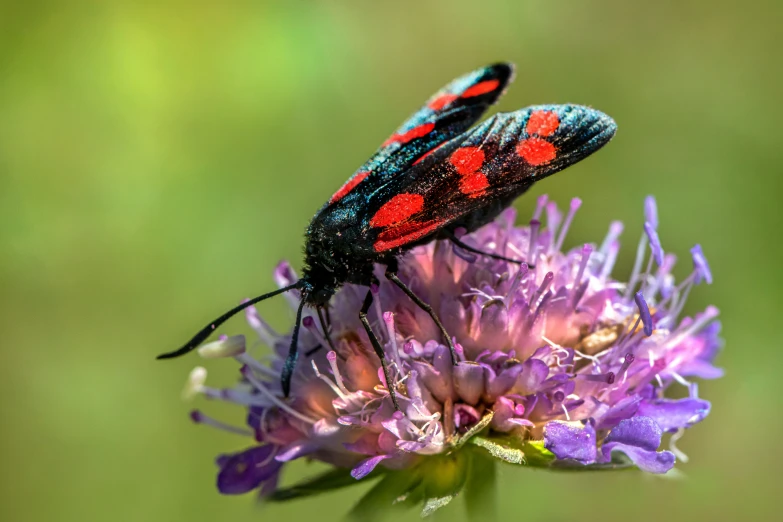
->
[599,221,623,256]
[624,230,649,299]
[646,253,676,298]
[669,427,689,463]
[189,409,253,437]
[599,240,619,282]
[644,222,664,266]
[302,316,329,349]
[690,244,713,285]
[666,306,719,349]
[619,353,635,375]
[645,195,659,229]
[383,312,402,368]
[554,198,582,253]
[561,403,571,421]
[198,334,246,359]
[530,271,554,307]
[504,264,528,305]
[326,351,349,394]
[528,292,551,328]
[571,244,592,308]
[244,301,279,346]
[235,353,278,378]
[371,283,384,330]
[182,366,207,400]
[311,360,347,399]
[573,350,603,371]
[240,366,317,425]
[671,371,691,388]
[579,371,615,384]
[634,292,654,336]
[528,219,541,266]
[533,194,548,221]
[546,201,562,239]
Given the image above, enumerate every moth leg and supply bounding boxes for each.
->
[304,344,323,357]
[323,305,333,330]
[281,298,307,397]
[446,230,530,265]
[316,306,337,352]
[384,262,459,365]
[359,287,401,411]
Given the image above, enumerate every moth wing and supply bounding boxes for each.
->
[359,104,617,253]
[326,63,514,206]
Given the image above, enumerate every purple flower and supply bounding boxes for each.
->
[179,196,722,513]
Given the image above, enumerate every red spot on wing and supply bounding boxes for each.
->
[517,137,556,166]
[459,172,489,197]
[449,147,485,176]
[330,171,371,204]
[382,123,436,147]
[428,93,459,111]
[448,146,489,198]
[526,110,559,137]
[374,219,445,252]
[461,79,500,98]
[369,193,425,228]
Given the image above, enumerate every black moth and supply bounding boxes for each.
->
[158,63,617,410]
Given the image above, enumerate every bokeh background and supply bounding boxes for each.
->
[1,1,780,521]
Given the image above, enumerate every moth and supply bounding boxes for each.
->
[158,63,617,409]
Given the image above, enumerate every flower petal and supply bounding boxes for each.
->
[594,395,642,430]
[604,416,661,451]
[217,445,282,494]
[544,420,597,464]
[453,362,485,405]
[636,398,711,432]
[351,454,392,480]
[599,416,675,474]
[601,442,675,474]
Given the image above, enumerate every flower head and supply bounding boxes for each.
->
[183,196,722,516]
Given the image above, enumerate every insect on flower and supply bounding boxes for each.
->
[157,62,617,409]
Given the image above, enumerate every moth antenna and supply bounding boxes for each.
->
[281,297,307,397]
[156,281,302,360]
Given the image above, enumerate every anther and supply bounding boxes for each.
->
[197,335,246,359]
[619,353,635,374]
[645,195,659,229]
[690,244,713,285]
[182,366,207,400]
[634,291,654,336]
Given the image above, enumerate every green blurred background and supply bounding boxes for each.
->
[1,1,780,521]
